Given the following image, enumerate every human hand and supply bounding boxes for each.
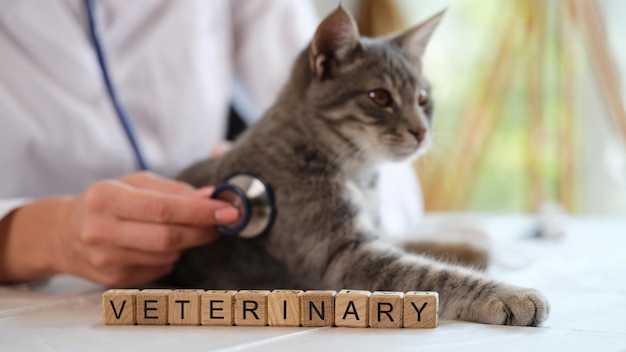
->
[209,141,232,158]
[55,172,239,287]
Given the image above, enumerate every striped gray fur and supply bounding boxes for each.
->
[164,8,549,327]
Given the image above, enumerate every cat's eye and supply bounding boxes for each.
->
[368,89,392,108]
[418,89,429,106]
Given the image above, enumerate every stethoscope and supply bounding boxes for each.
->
[84,0,275,238]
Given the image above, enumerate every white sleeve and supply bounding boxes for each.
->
[230,0,318,124]
[0,198,31,222]
[378,162,425,236]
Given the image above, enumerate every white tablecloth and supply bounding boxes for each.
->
[2,215,625,352]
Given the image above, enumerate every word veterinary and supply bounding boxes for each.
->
[103,289,438,328]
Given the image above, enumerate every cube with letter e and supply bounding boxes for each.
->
[201,290,236,326]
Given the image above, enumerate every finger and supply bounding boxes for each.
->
[111,221,220,252]
[209,141,232,158]
[87,246,182,267]
[93,265,174,288]
[119,172,197,196]
[104,183,240,226]
[196,186,215,198]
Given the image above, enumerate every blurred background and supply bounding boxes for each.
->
[312,0,626,216]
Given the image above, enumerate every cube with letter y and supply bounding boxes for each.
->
[102,289,139,325]
[403,291,439,328]
[234,290,270,326]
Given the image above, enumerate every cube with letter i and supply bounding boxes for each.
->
[268,289,303,327]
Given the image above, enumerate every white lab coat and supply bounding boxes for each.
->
[0,0,422,235]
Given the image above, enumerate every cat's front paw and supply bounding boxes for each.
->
[468,286,550,326]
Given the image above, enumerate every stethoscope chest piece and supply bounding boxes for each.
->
[210,173,275,239]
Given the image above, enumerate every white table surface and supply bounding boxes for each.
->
[2,215,625,352]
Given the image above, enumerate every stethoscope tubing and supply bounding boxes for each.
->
[84,0,150,171]
[84,2,275,238]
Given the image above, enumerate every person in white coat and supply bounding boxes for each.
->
[0,0,423,287]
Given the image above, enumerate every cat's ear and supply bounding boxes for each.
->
[310,7,362,79]
[392,10,445,69]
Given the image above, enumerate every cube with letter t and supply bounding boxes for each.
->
[168,289,203,326]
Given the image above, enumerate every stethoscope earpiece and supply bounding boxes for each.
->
[210,173,275,239]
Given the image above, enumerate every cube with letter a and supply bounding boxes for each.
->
[334,289,371,328]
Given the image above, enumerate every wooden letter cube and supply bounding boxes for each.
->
[136,289,171,325]
[368,291,403,328]
[300,290,337,327]
[335,290,371,328]
[268,289,303,327]
[234,290,270,326]
[168,289,203,326]
[403,291,439,328]
[102,289,139,325]
[201,290,236,326]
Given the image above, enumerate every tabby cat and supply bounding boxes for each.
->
[167,8,549,326]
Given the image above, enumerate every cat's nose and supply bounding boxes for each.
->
[409,127,427,143]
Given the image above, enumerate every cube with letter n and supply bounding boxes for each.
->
[300,290,337,327]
